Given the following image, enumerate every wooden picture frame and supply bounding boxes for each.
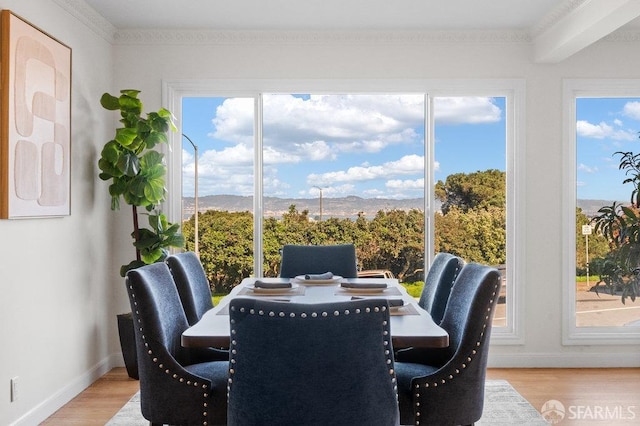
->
[0,10,71,218]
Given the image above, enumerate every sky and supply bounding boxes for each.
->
[576,97,640,202]
[180,94,506,199]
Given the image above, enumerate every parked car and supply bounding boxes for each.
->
[357,269,395,279]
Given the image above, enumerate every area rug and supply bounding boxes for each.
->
[107,379,548,425]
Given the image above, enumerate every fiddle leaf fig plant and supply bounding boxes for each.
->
[98,90,184,276]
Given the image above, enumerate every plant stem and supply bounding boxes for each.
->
[132,205,141,262]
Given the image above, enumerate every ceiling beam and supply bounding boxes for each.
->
[533,0,640,63]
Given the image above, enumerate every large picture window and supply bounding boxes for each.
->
[563,80,640,344]
[164,79,524,341]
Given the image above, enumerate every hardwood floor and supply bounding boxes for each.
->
[42,367,640,425]
[41,368,139,426]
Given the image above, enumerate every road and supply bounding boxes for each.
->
[492,287,640,328]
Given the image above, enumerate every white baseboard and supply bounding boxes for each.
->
[10,353,122,426]
[488,351,640,368]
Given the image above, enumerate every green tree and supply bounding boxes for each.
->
[575,208,609,275]
[184,210,253,294]
[435,169,505,214]
[358,209,424,281]
[435,206,506,265]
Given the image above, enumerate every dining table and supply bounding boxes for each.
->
[181,276,449,349]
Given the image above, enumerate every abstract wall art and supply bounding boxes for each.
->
[0,10,71,218]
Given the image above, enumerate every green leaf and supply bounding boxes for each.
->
[114,127,138,148]
[120,259,145,277]
[117,151,141,177]
[100,93,120,110]
[118,93,142,115]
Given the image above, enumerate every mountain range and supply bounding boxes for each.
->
[181,195,622,220]
[181,195,426,220]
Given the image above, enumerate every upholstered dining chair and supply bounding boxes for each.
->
[125,262,228,426]
[418,252,465,325]
[227,298,400,426]
[278,243,358,278]
[166,251,214,326]
[394,263,502,426]
[166,251,229,362]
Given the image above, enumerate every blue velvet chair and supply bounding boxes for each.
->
[227,298,400,426]
[166,251,229,362]
[394,263,502,426]
[418,252,465,325]
[278,243,358,278]
[395,253,464,362]
[125,262,228,426]
[166,251,214,326]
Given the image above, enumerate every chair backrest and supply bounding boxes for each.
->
[418,252,465,324]
[227,298,400,426]
[278,243,358,278]
[166,251,213,325]
[125,262,227,425]
[406,263,502,425]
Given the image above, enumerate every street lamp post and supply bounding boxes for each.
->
[312,186,323,221]
[183,134,199,257]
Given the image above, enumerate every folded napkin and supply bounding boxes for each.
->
[305,272,334,280]
[387,298,404,307]
[340,282,387,289]
[351,296,404,307]
[254,280,292,289]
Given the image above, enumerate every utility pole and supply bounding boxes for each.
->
[312,186,323,221]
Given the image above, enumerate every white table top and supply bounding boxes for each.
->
[182,277,449,349]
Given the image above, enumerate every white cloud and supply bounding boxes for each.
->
[262,94,424,155]
[183,94,497,199]
[578,163,598,173]
[306,154,424,186]
[576,120,636,140]
[386,178,425,190]
[434,97,502,124]
[211,98,254,144]
[623,101,640,120]
[182,144,255,196]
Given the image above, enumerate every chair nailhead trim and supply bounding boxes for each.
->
[228,301,398,407]
[128,284,212,425]
[413,279,501,424]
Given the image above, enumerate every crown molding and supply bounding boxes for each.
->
[53,0,116,43]
[112,29,531,45]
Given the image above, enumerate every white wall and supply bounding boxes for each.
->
[0,1,129,424]
[1,1,639,424]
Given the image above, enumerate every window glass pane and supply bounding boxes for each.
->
[261,94,426,284]
[433,96,507,327]
[575,97,640,327]
[181,97,255,295]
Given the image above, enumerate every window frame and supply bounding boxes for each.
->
[163,78,526,344]
[562,79,640,345]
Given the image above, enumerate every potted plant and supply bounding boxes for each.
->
[98,89,185,378]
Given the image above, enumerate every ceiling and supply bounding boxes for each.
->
[83,0,564,31]
[82,0,640,32]
[81,0,640,62]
